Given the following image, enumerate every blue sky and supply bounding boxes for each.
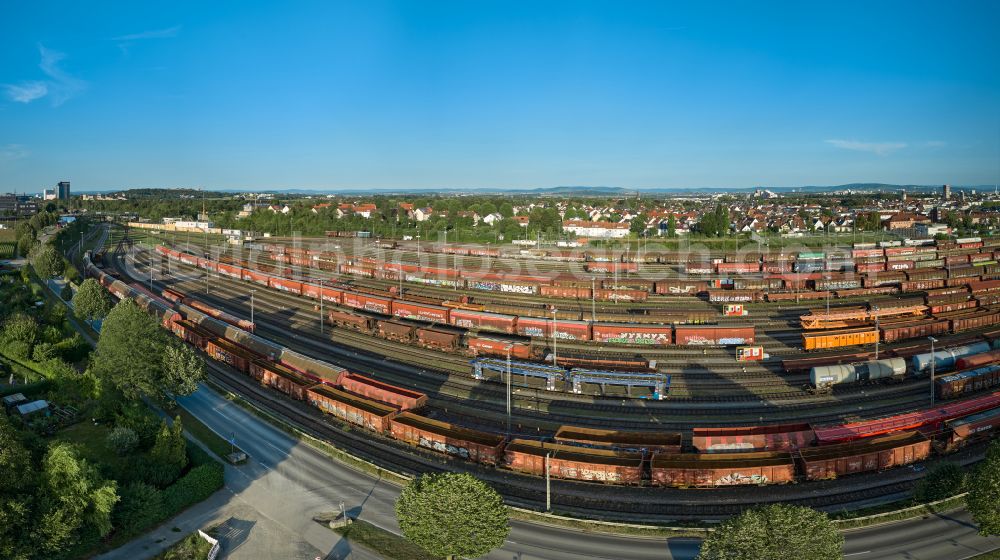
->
[1,1,998,191]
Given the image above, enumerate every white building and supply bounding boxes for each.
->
[562,219,630,238]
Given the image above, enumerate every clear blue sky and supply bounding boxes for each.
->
[1,1,998,192]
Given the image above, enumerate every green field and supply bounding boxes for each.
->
[0,228,16,258]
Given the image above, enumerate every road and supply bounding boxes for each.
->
[168,383,1000,560]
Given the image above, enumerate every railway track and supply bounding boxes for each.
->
[113,247,941,430]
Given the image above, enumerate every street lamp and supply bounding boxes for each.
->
[551,308,558,366]
[250,289,256,325]
[928,336,938,405]
[590,277,596,322]
[505,346,512,439]
[318,279,325,334]
[873,305,880,361]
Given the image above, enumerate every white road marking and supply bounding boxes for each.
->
[844,552,871,556]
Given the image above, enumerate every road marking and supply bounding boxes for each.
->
[845,552,871,556]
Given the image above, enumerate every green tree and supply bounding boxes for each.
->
[2,312,38,359]
[36,443,119,553]
[16,233,35,258]
[630,213,648,236]
[697,504,843,560]
[161,344,207,398]
[112,483,165,535]
[968,441,1000,535]
[667,214,677,237]
[0,417,35,560]
[107,426,140,456]
[395,473,509,560]
[59,283,73,301]
[499,203,514,218]
[914,462,966,503]
[148,417,188,487]
[92,298,171,400]
[73,278,113,320]
[29,243,65,279]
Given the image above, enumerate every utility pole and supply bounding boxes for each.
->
[545,452,551,512]
[590,277,596,322]
[250,289,256,325]
[874,306,880,360]
[506,347,512,439]
[319,280,324,334]
[928,336,938,405]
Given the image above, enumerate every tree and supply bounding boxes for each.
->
[0,417,35,560]
[914,462,966,503]
[59,283,73,301]
[667,214,677,237]
[73,278,113,321]
[2,312,38,359]
[92,298,171,400]
[112,483,164,535]
[499,203,514,218]
[395,473,509,560]
[630,214,648,236]
[36,443,119,553]
[697,504,843,560]
[148,417,188,487]
[29,243,65,279]
[107,426,140,456]
[161,344,207,398]
[968,441,1000,535]
[16,233,35,258]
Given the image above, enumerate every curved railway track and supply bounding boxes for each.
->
[112,246,941,431]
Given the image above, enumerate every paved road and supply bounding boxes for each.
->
[167,384,1000,560]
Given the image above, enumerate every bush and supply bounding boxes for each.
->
[60,283,73,301]
[162,463,224,514]
[32,342,56,362]
[107,426,140,456]
[186,440,215,468]
[4,340,32,360]
[112,483,165,535]
[915,462,967,503]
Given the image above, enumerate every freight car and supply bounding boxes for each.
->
[802,328,879,351]
[553,426,682,454]
[936,365,1000,399]
[390,412,506,465]
[650,451,796,487]
[798,432,931,480]
[809,358,907,390]
[504,439,644,484]
[691,424,816,453]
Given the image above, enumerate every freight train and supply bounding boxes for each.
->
[85,250,1000,488]
[154,245,756,349]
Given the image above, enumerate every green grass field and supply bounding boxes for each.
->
[0,228,16,258]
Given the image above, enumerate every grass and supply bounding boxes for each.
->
[170,405,244,460]
[973,550,1000,559]
[52,421,130,473]
[331,519,439,560]
[833,494,967,530]
[151,530,214,560]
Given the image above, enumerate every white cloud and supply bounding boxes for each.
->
[4,81,48,103]
[825,139,907,156]
[0,144,29,162]
[112,25,181,41]
[38,44,86,106]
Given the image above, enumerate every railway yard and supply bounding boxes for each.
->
[83,223,1000,519]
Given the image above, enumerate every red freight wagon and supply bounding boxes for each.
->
[449,309,517,334]
[879,319,950,343]
[799,432,930,480]
[205,338,253,374]
[901,279,946,292]
[391,301,450,323]
[949,408,1000,444]
[716,262,762,274]
[516,317,591,341]
[951,310,1000,332]
[342,291,392,314]
[691,423,816,453]
[251,359,316,400]
[338,371,427,410]
[328,309,375,331]
[885,247,917,257]
[683,262,714,274]
[171,319,214,348]
[415,328,460,350]
[956,349,1000,370]
[553,426,682,454]
[856,262,886,273]
[187,300,256,332]
[886,260,915,271]
[161,288,185,303]
[591,323,673,345]
[242,269,271,286]
[307,384,398,432]
[862,271,906,287]
[304,283,344,304]
[503,439,643,484]
[584,262,638,274]
[466,336,532,360]
[650,451,796,487]
[930,299,978,314]
[853,249,885,258]
[217,263,243,279]
[270,277,303,295]
[540,285,591,299]
[674,326,754,346]
[178,252,198,266]
[378,320,414,342]
[762,262,794,273]
[655,280,709,295]
[969,280,1000,294]
[195,257,217,271]
[707,290,762,303]
[593,289,648,302]
[936,366,1000,399]
[390,412,506,465]
[766,291,831,302]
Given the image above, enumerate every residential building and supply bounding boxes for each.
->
[562,219,630,238]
